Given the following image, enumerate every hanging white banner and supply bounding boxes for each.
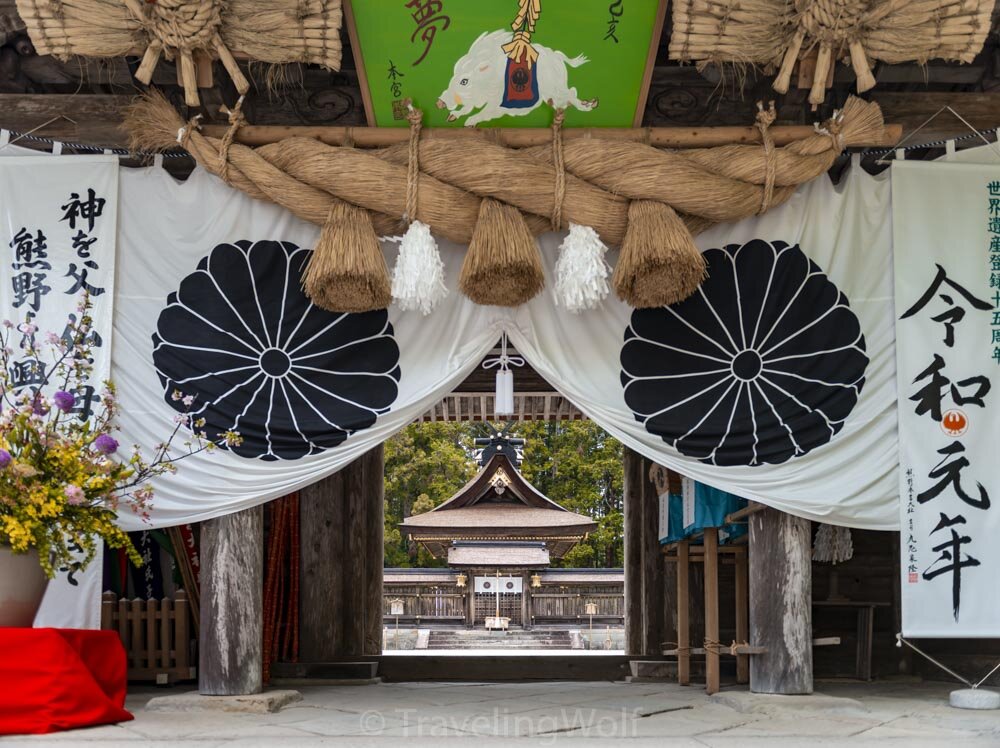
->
[893,160,1000,637]
[0,152,119,628]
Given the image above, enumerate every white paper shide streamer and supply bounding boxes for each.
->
[389,220,448,315]
[554,223,611,312]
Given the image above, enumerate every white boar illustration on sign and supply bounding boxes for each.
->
[436,30,599,127]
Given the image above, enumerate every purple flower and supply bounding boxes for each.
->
[93,434,119,455]
[31,397,48,416]
[53,390,75,412]
[64,484,85,505]
[0,450,11,468]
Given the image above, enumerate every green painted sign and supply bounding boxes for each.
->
[347,0,664,128]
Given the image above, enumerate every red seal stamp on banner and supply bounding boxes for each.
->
[941,409,968,438]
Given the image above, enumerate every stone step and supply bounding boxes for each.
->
[426,629,575,650]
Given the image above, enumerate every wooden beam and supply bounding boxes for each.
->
[749,508,813,695]
[872,92,1000,146]
[0,94,132,146]
[623,448,644,657]
[200,506,263,696]
[703,527,720,696]
[200,122,901,148]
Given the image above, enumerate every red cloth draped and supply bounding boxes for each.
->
[0,628,133,735]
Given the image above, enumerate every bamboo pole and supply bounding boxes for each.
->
[200,123,902,149]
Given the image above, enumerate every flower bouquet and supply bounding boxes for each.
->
[0,295,239,625]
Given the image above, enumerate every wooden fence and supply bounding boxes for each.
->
[100,590,195,684]
[530,587,625,625]
[383,585,466,623]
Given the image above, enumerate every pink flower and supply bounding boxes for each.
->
[64,484,85,505]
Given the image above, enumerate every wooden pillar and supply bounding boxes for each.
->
[704,527,720,695]
[640,458,666,656]
[343,454,367,656]
[299,445,384,660]
[299,469,345,660]
[623,448,644,656]
[735,548,750,684]
[200,505,263,695]
[749,507,813,695]
[676,540,690,685]
[362,445,385,656]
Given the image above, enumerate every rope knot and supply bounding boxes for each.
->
[755,100,777,215]
[140,0,223,54]
[404,99,423,224]
[175,112,203,149]
[217,96,246,184]
[551,107,566,231]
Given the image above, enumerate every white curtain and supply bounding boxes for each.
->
[110,156,899,531]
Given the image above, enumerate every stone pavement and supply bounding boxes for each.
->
[3,679,1000,746]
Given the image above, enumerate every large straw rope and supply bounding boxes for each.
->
[125,91,886,308]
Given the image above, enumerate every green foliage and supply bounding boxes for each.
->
[516,421,624,568]
[383,420,624,569]
[383,423,477,567]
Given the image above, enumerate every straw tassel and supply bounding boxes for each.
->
[303,199,391,313]
[848,40,876,93]
[554,223,611,312]
[391,220,447,315]
[613,200,707,308]
[460,198,544,307]
[390,100,448,315]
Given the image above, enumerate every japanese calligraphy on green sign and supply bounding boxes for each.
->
[346,0,665,128]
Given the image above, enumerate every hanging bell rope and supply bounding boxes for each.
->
[126,90,888,311]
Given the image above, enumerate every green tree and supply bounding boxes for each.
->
[516,421,624,568]
[383,423,477,567]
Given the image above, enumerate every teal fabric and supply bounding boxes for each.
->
[659,482,748,545]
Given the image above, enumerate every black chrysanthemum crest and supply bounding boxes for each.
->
[152,240,401,461]
[620,239,868,466]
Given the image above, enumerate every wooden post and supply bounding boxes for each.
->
[623,448,644,656]
[677,540,690,686]
[704,527,720,695]
[300,470,345,660]
[362,445,385,656]
[344,456,367,656]
[749,507,813,695]
[735,548,750,684]
[640,458,666,656]
[200,505,263,696]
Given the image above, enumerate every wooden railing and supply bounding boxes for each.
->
[530,590,624,624]
[383,586,466,622]
[100,590,195,684]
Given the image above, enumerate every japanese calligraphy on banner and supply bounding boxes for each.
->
[0,153,118,628]
[893,161,999,637]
